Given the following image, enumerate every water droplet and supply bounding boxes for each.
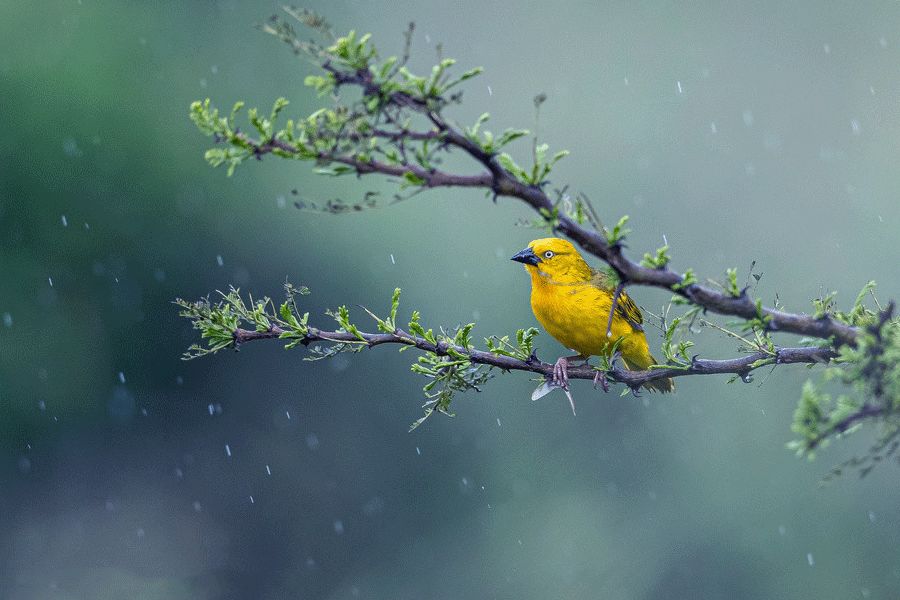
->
[487,85,493,96]
[118,371,125,383]
[265,464,272,476]
[362,496,384,516]
[676,80,683,94]
[390,253,395,265]
[741,373,753,383]
[249,495,255,504]
[807,552,814,566]
[61,215,68,227]
[62,138,82,157]
[216,255,223,267]
[710,122,717,134]
[225,444,232,457]
[285,410,291,420]
[17,456,31,474]
[48,277,53,287]
[496,418,502,427]
[333,519,344,535]
[415,446,421,455]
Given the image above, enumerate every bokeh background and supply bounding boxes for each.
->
[3,1,900,598]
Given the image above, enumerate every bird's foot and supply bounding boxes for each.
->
[552,356,570,390]
[593,369,610,393]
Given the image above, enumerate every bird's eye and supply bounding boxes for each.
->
[543,250,554,259]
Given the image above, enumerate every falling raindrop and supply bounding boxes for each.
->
[416,446,421,455]
[225,444,232,457]
[118,371,126,383]
[496,418,502,427]
[676,80,683,94]
[390,253,396,265]
[48,277,53,287]
[710,122,717,134]
[807,553,814,566]
[333,520,344,535]
[61,215,68,227]
[266,465,272,476]
[285,410,291,420]
[487,85,493,96]
[249,495,255,504]
[216,255,224,267]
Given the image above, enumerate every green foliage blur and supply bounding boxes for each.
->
[2,1,900,599]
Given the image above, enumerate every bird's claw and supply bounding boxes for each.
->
[552,356,570,390]
[593,369,610,393]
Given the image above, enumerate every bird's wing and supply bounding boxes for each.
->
[589,269,644,333]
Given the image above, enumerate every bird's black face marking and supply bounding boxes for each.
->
[511,247,541,266]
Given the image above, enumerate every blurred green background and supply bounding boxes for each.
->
[2,1,900,598]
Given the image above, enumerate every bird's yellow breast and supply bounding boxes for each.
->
[527,273,648,362]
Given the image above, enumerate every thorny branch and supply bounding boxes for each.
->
[230,323,837,390]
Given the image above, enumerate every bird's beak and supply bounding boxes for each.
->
[510,247,541,266]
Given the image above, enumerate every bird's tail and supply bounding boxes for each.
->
[621,352,675,393]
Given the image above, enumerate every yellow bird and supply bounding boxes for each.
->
[511,237,674,394]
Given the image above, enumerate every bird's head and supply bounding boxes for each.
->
[511,237,591,283]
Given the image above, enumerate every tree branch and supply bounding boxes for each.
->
[232,324,836,389]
